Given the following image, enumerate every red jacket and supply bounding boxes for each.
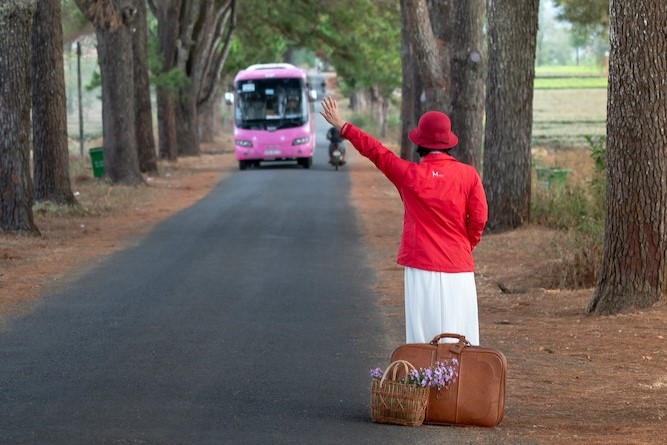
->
[341,123,488,273]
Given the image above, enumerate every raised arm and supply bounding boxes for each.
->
[320,97,347,131]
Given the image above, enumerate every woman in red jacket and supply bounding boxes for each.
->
[320,97,488,345]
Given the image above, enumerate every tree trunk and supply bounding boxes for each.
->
[96,13,144,185]
[74,0,145,185]
[0,0,40,233]
[587,0,667,315]
[482,0,539,232]
[368,85,380,131]
[379,97,389,139]
[199,92,222,143]
[174,0,236,157]
[157,87,178,161]
[31,0,77,205]
[448,0,486,171]
[154,0,182,162]
[133,0,158,174]
[403,0,451,111]
[175,98,200,156]
[399,0,417,161]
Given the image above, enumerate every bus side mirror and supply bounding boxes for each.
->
[224,92,234,105]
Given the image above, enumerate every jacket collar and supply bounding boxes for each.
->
[420,152,456,163]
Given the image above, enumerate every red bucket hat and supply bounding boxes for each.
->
[408,111,458,149]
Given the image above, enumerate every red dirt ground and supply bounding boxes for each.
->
[1,141,665,444]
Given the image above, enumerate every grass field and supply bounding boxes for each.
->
[535,64,606,77]
[534,76,607,89]
[532,88,606,147]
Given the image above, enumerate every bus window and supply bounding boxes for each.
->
[236,78,307,129]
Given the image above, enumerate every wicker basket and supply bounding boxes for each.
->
[370,360,429,427]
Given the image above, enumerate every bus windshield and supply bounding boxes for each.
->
[235,77,308,130]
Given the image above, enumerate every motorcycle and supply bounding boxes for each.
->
[328,142,346,171]
[326,126,346,171]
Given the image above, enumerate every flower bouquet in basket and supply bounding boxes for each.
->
[370,358,458,426]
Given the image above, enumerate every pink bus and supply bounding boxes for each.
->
[230,63,317,170]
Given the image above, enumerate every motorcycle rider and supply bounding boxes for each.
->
[326,125,346,165]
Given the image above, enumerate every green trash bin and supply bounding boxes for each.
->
[535,166,570,189]
[89,147,104,178]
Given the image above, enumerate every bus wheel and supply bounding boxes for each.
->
[299,157,312,169]
[239,160,248,170]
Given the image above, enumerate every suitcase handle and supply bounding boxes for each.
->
[430,333,471,353]
[430,333,469,344]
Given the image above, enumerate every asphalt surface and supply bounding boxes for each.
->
[0,101,531,445]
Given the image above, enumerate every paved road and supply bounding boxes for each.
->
[0,103,530,445]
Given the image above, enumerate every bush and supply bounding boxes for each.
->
[532,136,606,289]
[347,113,369,131]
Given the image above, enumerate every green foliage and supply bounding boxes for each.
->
[532,183,604,288]
[552,0,609,28]
[585,135,606,173]
[585,134,606,214]
[552,0,609,62]
[347,113,369,131]
[221,0,400,97]
[229,1,287,70]
[85,69,101,93]
[144,37,190,96]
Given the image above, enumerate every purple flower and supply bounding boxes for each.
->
[371,359,458,390]
[370,367,384,379]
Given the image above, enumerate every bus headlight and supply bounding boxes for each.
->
[292,136,309,146]
[236,139,253,147]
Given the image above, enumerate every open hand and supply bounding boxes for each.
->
[320,96,346,131]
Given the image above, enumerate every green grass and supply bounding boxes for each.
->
[535,76,607,89]
[536,64,606,76]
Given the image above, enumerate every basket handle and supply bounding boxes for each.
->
[379,360,418,386]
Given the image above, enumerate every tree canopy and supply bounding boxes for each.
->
[223,0,400,96]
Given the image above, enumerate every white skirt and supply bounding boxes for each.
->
[404,267,479,345]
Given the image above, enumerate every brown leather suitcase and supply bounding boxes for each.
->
[390,333,507,427]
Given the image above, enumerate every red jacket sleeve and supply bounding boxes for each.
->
[466,174,488,249]
[340,123,410,186]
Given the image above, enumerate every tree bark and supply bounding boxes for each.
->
[448,0,486,171]
[32,0,77,205]
[399,0,417,161]
[133,0,158,174]
[482,0,539,232]
[157,87,178,162]
[587,0,667,315]
[197,0,235,142]
[379,97,389,139]
[154,0,181,162]
[198,93,222,143]
[403,0,451,111]
[95,4,144,185]
[74,0,144,185]
[175,97,200,156]
[0,0,40,234]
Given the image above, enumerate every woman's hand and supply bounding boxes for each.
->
[320,96,346,131]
